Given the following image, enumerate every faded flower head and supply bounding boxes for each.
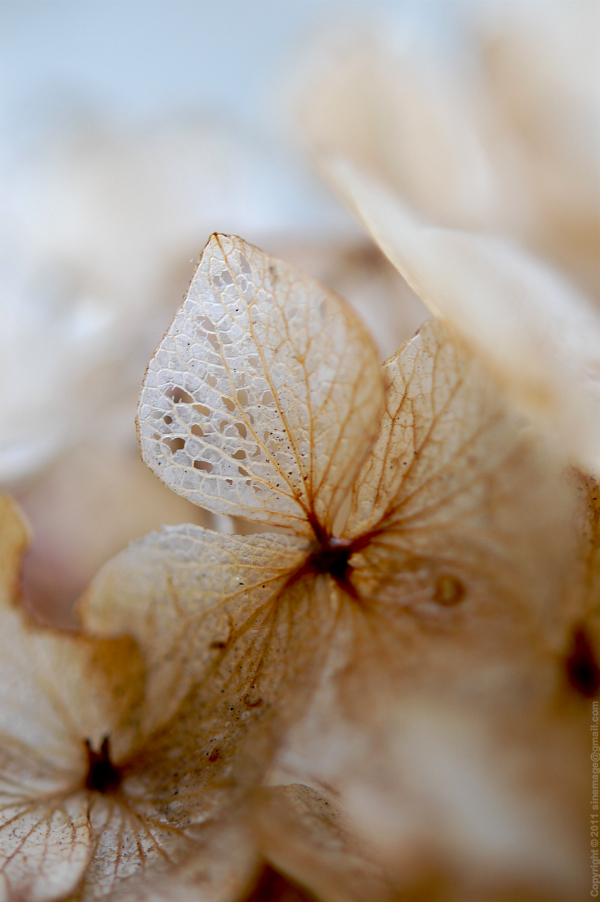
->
[83,233,584,898]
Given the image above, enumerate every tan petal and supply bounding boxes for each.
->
[0,791,91,902]
[325,159,600,474]
[102,821,258,902]
[0,497,151,900]
[1,499,278,900]
[58,650,269,902]
[76,570,337,901]
[80,525,311,735]
[339,697,588,901]
[137,234,384,534]
[254,783,397,902]
[0,498,145,769]
[79,527,344,899]
[344,319,574,643]
[0,602,145,773]
[0,506,263,901]
[0,495,30,607]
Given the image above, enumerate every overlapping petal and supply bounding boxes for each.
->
[254,783,397,902]
[0,498,144,900]
[337,696,588,901]
[345,319,573,635]
[83,227,585,901]
[320,159,600,475]
[0,499,287,901]
[138,234,384,534]
[81,526,310,734]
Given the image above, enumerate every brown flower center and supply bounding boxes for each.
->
[565,626,600,698]
[303,532,359,599]
[84,736,122,794]
[308,536,353,579]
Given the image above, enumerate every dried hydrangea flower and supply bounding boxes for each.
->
[0,495,265,901]
[82,234,579,895]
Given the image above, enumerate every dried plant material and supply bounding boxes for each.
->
[298,35,501,232]
[137,234,384,533]
[266,238,428,363]
[91,822,258,902]
[297,18,600,302]
[564,470,600,698]
[82,526,324,738]
[322,160,600,475]
[477,0,600,297]
[0,496,264,901]
[253,783,398,902]
[85,234,578,895]
[333,697,589,901]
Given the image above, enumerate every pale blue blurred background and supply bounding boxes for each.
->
[0,0,462,236]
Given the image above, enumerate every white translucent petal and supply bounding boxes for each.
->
[138,234,384,534]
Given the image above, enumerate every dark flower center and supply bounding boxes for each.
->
[308,536,354,580]
[565,626,600,698]
[84,736,122,794]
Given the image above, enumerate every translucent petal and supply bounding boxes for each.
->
[80,527,343,898]
[344,319,575,634]
[69,793,256,902]
[324,159,600,474]
[63,655,268,902]
[80,525,311,735]
[0,791,91,902]
[79,550,338,899]
[105,822,258,902]
[137,234,384,533]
